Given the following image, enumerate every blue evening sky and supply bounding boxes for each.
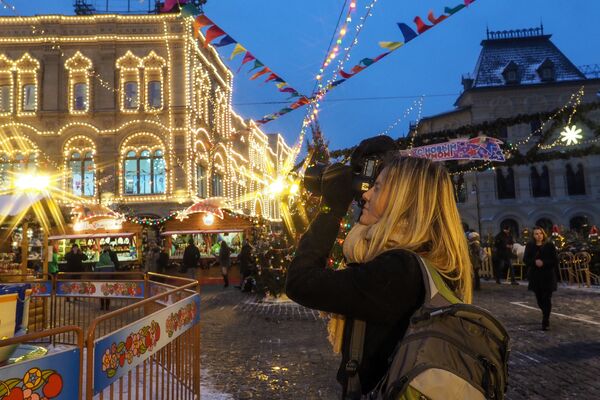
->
[1,0,599,151]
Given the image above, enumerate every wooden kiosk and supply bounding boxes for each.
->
[162,202,254,267]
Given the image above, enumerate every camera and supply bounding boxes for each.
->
[303,155,385,200]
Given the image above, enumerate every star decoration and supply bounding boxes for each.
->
[560,125,583,146]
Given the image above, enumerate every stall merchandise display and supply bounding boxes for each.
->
[56,235,138,263]
[170,232,242,259]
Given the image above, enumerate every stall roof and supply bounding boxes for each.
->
[161,229,243,235]
[0,193,45,216]
[48,232,135,240]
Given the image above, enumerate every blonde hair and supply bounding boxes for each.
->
[343,156,472,303]
[532,226,548,242]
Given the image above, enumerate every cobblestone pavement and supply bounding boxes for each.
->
[200,281,600,399]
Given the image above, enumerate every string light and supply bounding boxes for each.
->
[65,51,93,115]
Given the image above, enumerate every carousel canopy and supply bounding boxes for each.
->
[0,193,45,217]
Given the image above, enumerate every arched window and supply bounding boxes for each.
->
[496,167,515,199]
[500,218,519,236]
[211,173,223,197]
[68,152,95,196]
[530,165,550,197]
[123,149,165,195]
[566,163,585,195]
[535,218,553,235]
[570,215,589,236]
[0,154,9,188]
[196,164,207,198]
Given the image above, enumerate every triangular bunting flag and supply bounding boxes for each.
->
[464,0,476,5]
[193,15,213,38]
[250,67,271,80]
[229,43,246,60]
[359,57,375,67]
[397,23,418,42]
[275,82,287,89]
[350,65,366,73]
[379,41,404,51]
[339,70,355,79]
[161,0,180,12]
[372,52,390,62]
[414,16,433,34]
[204,25,226,48]
[264,73,279,82]
[279,87,296,93]
[248,60,264,72]
[445,4,465,15]
[427,10,448,24]
[213,35,236,47]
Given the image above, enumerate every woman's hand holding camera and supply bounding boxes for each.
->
[321,163,354,215]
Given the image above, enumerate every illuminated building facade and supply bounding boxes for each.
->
[0,13,291,220]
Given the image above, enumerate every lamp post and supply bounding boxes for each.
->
[471,180,482,235]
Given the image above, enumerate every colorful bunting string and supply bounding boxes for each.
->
[184,11,305,103]
[256,0,477,125]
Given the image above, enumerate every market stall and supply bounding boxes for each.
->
[161,200,254,268]
[48,204,142,271]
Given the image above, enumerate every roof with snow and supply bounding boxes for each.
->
[469,26,586,88]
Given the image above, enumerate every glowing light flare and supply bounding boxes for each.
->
[559,125,583,146]
[202,212,215,225]
[14,173,51,192]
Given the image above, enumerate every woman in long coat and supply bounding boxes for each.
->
[523,226,558,330]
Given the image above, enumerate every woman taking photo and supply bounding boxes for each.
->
[523,226,558,331]
[286,139,472,399]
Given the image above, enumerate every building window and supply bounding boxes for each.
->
[196,164,207,198]
[73,83,88,111]
[531,165,550,197]
[211,173,223,196]
[0,154,9,188]
[68,152,95,196]
[124,82,139,109]
[530,119,542,135]
[566,163,586,196]
[123,149,165,195]
[22,84,36,111]
[496,167,515,199]
[147,81,162,109]
[570,215,589,236]
[0,85,11,113]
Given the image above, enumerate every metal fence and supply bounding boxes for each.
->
[0,272,201,399]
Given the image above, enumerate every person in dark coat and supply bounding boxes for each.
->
[238,240,253,283]
[182,238,200,274]
[157,246,170,273]
[64,244,87,302]
[219,240,231,288]
[494,226,517,284]
[285,139,472,399]
[523,226,558,330]
[468,232,482,291]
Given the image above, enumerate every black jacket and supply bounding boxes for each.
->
[65,251,88,272]
[183,244,200,269]
[286,212,425,395]
[524,241,558,292]
[493,231,514,259]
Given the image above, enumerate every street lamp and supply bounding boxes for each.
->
[471,182,482,234]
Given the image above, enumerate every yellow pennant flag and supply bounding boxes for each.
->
[230,43,246,60]
[276,82,287,89]
[379,41,404,51]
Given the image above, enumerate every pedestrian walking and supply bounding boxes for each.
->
[238,240,253,284]
[468,231,482,291]
[182,238,200,274]
[96,245,116,311]
[494,225,517,284]
[523,226,558,330]
[286,139,472,399]
[219,240,231,288]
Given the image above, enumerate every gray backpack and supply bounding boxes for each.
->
[369,256,510,400]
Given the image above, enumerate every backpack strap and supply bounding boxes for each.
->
[345,319,366,399]
[414,254,462,308]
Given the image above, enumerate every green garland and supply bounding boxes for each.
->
[328,101,600,172]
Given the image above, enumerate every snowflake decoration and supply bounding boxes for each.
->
[560,125,583,146]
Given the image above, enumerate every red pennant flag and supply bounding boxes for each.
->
[350,65,366,74]
[237,51,256,73]
[427,10,447,24]
[193,15,213,37]
[372,52,390,63]
[204,25,226,48]
[264,73,279,83]
[414,16,433,34]
[250,67,271,80]
[339,70,355,79]
[297,97,310,105]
